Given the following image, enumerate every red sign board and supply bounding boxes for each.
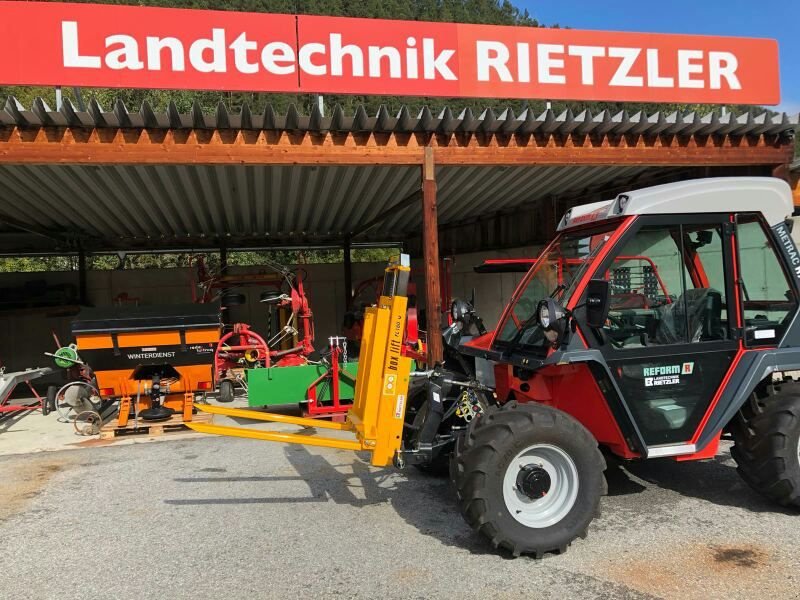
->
[0,1,781,105]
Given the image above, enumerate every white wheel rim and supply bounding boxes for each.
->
[502,444,579,529]
[55,381,100,422]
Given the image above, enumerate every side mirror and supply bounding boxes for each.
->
[585,279,610,328]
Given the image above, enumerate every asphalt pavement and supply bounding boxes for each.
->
[1,436,798,600]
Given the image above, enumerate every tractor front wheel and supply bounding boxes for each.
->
[731,385,800,507]
[451,401,606,557]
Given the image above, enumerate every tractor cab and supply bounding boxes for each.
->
[436,176,800,557]
[464,177,799,459]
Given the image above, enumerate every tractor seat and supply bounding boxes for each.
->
[654,288,724,344]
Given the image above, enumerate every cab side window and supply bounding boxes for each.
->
[603,223,728,348]
[736,216,798,344]
[688,225,729,335]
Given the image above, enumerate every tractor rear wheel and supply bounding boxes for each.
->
[450,401,606,557]
[731,385,800,507]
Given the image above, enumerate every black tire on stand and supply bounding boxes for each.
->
[731,384,800,507]
[221,292,246,307]
[44,385,57,416]
[218,380,235,403]
[450,401,607,558]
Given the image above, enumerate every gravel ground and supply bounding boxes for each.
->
[1,437,798,600]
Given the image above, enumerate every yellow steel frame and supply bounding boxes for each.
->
[187,257,413,467]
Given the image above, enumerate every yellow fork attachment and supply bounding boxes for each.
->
[186,254,414,468]
[187,403,365,451]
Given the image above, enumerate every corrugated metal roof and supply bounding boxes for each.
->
[392,164,665,232]
[0,163,419,242]
[0,162,711,252]
[0,96,794,253]
[2,96,797,137]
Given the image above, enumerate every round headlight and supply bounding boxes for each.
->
[538,301,551,329]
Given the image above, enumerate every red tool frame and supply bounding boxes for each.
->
[304,342,356,417]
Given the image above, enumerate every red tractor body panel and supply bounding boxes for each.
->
[496,362,639,459]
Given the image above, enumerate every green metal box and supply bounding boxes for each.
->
[246,362,359,407]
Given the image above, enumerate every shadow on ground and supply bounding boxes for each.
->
[166,444,496,554]
[165,443,798,555]
[0,408,40,433]
[607,451,798,515]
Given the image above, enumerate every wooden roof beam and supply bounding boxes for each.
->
[0,127,793,167]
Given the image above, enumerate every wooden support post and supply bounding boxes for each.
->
[773,163,790,183]
[773,163,799,208]
[422,147,443,365]
[343,236,353,309]
[793,173,800,209]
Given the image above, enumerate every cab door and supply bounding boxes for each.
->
[584,214,739,449]
[735,214,800,347]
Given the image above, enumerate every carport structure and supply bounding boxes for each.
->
[0,98,797,361]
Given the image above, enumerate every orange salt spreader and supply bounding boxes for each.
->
[71,304,221,425]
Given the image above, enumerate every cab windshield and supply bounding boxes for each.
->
[495,222,619,351]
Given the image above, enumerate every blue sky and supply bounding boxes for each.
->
[516,0,799,114]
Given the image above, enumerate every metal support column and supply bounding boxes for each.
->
[77,246,87,305]
[219,243,228,271]
[422,147,443,365]
[344,235,353,309]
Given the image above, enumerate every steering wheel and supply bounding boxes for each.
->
[605,313,648,349]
